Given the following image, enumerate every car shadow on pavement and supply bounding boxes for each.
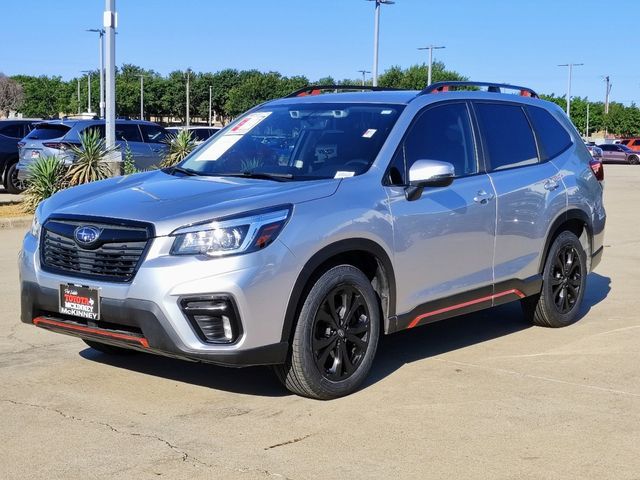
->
[79,273,611,397]
[79,350,291,397]
[364,272,611,389]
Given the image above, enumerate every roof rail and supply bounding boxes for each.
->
[286,85,404,98]
[419,81,539,98]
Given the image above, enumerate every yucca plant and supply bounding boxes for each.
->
[65,128,115,186]
[22,156,68,213]
[161,129,196,167]
[122,140,139,175]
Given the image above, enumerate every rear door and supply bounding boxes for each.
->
[473,101,567,291]
[385,101,497,327]
[140,124,168,168]
[114,123,149,168]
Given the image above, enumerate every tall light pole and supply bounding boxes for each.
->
[418,44,445,86]
[81,70,93,114]
[604,75,612,114]
[357,69,371,86]
[208,85,212,126]
[558,63,583,118]
[86,28,105,118]
[104,0,117,153]
[77,78,81,114]
[367,0,395,87]
[185,69,191,128]
[586,101,590,139]
[137,74,145,120]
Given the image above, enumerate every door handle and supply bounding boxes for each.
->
[544,179,560,191]
[473,190,495,204]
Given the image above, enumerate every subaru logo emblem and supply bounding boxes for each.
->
[74,226,102,246]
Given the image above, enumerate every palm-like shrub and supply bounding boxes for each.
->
[161,129,196,167]
[65,128,115,186]
[22,156,68,213]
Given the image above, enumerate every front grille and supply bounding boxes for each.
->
[41,218,152,282]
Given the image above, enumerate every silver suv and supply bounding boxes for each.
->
[20,82,606,399]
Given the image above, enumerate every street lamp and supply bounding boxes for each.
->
[185,69,191,128]
[137,74,146,120]
[558,63,583,118]
[357,69,371,86]
[81,70,93,114]
[104,0,117,153]
[418,44,445,86]
[366,0,395,87]
[208,85,213,126]
[86,28,105,118]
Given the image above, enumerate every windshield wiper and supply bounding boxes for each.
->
[169,166,200,176]
[216,171,294,182]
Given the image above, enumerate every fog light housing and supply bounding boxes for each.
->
[180,295,242,344]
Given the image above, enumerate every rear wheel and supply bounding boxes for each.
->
[83,339,138,355]
[275,265,380,399]
[522,231,587,327]
[5,163,26,194]
[628,155,639,165]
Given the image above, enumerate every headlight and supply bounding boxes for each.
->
[30,206,42,239]
[170,206,291,257]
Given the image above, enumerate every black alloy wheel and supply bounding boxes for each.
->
[312,285,371,381]
[550,245,582,314]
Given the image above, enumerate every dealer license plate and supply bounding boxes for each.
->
[59,284,100,320]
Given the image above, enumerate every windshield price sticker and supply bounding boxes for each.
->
[230,112,272,135]
[334,171,355,179]
[362,129,377,138]
[59,285,100,321]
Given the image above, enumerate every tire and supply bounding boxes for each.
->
[274,265,380,399]
[83,339,138,355]
[522,231,587,328]
[5,162,26,194]
[628,155,640,165]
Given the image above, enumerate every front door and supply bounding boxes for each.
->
[385,101,496,330]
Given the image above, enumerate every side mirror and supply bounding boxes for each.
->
[405,160,455,201]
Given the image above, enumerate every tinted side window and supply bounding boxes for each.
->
[389,102,477,183]
[115,124,143,142]
[141,125,167,143]
[83,124,105,138]
[475,103,538,171]
[0,124,23,138]
[526,106,572,160]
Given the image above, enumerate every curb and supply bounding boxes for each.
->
[0,216,33,230]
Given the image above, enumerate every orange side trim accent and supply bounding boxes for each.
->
[33,316,149,348]
[407,289,525,329]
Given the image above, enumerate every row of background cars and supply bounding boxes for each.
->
[586,140,640,165]
[0,118,221,194]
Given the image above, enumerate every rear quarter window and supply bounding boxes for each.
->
[474,102,539,171]
[526,106,573,161]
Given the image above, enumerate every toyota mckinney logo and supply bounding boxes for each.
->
[74,225,102,246]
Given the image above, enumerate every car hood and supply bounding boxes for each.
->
[41,170,341,236]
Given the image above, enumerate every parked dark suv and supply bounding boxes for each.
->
[0,119,38,193]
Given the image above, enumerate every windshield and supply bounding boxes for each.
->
[180,103,404,180]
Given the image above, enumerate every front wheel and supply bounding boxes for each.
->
[275,265,380,399]
[628,155,640,165]
[522,231,587,327]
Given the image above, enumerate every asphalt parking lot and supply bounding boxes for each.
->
[1,165,638,479]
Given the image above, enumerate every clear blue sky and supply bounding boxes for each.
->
[2,0,639,104]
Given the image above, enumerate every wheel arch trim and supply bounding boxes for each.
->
[280,238,396,344]
[538,208,593,274]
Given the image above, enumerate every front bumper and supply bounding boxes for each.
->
[19,229,299,367]
[21,281,287,366]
